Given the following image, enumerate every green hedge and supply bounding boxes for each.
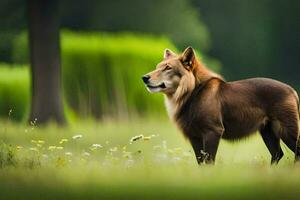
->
[61,32,178,118]
[0,64,29,121]
[12,31,179,119]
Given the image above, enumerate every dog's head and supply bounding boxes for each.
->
[142,47,197,98]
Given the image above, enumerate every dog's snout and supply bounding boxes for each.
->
[142,75,150,83]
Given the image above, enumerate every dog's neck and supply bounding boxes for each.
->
[193,59,222,85]
[164,60,222,120]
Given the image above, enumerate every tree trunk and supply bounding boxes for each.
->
[27,0,66,125]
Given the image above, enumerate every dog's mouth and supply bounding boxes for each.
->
[146,83,166,89]
[145,82,166,93]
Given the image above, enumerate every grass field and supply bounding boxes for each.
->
[0,117,300,200]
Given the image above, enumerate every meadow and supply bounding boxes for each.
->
[1,117,300,200]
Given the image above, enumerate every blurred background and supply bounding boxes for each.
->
[0,0,299,123]
[1,2,300,198]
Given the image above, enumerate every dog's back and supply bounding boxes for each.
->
[219,78,299,140]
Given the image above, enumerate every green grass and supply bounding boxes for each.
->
[0,118,299,200]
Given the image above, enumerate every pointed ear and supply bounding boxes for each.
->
[181,47,196,69]
[164,48,176,59]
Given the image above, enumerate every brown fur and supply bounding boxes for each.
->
[142,47,300,164]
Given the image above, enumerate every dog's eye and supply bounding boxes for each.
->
[165,66,172,71]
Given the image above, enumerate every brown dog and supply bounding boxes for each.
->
[142,47,300,164]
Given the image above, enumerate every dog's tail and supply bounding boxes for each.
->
[297,91,300,135]
[295,90,300,122]
[294,90,300,160]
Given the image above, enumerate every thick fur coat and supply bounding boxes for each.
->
[143,47,300,164]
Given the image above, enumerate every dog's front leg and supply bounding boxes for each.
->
[190,130,222,165]
[189,135,206,164]
[202,131,222,164]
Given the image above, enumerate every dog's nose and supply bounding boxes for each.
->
[142,75,150,83]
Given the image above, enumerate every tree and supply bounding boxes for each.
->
[27,0,66,124]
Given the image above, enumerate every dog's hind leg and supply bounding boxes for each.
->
[280,128,300,162]
[259,122,283,164]
[278,113,300,162]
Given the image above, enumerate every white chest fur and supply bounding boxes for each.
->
[164,97,176,120]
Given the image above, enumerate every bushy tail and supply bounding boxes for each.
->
[293,89,300,118]
[295,90,300,159]
[296,90,300,122]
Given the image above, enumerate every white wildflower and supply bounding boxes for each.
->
[72,134,83,140]
[109,147,118,152]
[90,144,103,150]
[130,134,144,142]
[82,152,90,157]
[29,147,38,152]
[92,144,102,148]
[65,152,73,156]
[59,139,68,144]
[48,146,57,151]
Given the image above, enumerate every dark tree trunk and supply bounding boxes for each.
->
[27,0,66,125]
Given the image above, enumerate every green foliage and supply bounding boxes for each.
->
[0,31,18,62]
[193,0,300,88]
[0,64,29,121]
[60,0,211,51]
